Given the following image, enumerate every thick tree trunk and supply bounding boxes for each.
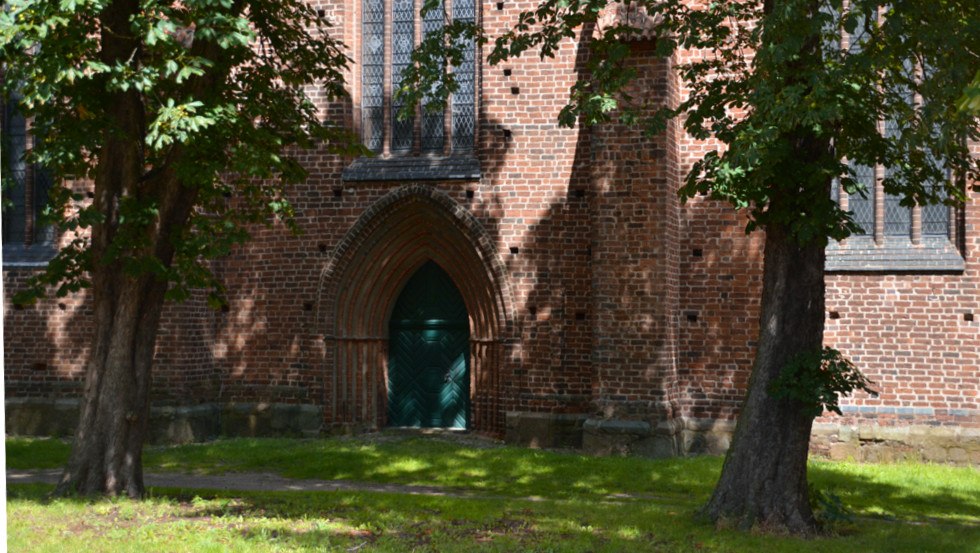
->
[53,0,151,497]
[52,0,222,497]
[55,276,168,498]
[701,0,832,532]
[703,220,826,535]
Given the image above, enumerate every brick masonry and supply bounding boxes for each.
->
[3,0,978,464]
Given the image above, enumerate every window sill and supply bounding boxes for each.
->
[341,155,480,182]
[826,235,964,273]
[2,243,56,269]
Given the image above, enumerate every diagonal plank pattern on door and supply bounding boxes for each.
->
[388,261,470,428]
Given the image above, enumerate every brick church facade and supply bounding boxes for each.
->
[3,0,978,463]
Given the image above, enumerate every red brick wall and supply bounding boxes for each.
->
[3,271,88,399]
[3,0,977,443]
[3,271,217,405]
[823,197,980,429]
[590,42,679,421]
[676,202,764,422]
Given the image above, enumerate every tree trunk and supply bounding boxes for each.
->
[703,219,826,535]
[51,0,223,497]
[54,276,168,498]
[52,0,147,497]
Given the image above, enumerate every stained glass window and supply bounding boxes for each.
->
[2,94,53,247]
[834,14,950,245]
[921,129,950,236]
[362,0,475,155]
[391,0,415,153]
[846,163,875,236]
[362,0,385,153]
[2,97,28,244]
[882,59,916,237]
[921,181,949,236]
[451,0,476,152]
[840,10,878,238]
[883,117,911,237]
[421,0,445,153]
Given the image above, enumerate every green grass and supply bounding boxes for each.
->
[6,436,72,469]
[6,435,980,552]
[8,435,725,502]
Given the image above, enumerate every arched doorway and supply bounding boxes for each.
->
[387,261,470,428]
[317,185,515,434]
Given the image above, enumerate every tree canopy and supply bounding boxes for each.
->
[1,0,363,497]
[2,0,362,305]
[398,0,979,533]
[404,0,978,244]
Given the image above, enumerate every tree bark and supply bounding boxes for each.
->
[53,0,200,498]
[703,217,826,534]
[699,0,834,534]
[54,277,168,497]
[55,164,197,498]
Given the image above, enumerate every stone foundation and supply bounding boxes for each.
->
[504,412,587,449]
[504,411,980,466]
[581,417,736,457]
[5,399,323,444]
[4,398,80,438]
[810,422,980,465]
[582,418,677,457]
[7,402,979,466]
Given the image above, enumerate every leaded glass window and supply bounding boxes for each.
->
[451,0,475,152]
[845,162,875,235]
[420,1,446,153]
[390,0,415,153]
[360,0,476,155]
[921,150,949,236]
[882,59,916,237]
[834,10,950,245]
[362,0,385,153]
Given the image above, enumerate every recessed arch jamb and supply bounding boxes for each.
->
[315,184,515,433]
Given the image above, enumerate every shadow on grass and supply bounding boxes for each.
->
[144,435,723,503]
[808,461,980,524]
[10,434,979,532]
[5,437,72,470]
[7,481,979,553]
[139,487,980,553]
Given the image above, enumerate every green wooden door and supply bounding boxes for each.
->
[387,261,470,428]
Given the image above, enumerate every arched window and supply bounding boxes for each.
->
[361,0,476,156]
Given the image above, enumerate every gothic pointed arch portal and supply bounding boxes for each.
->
[317,185,513,435]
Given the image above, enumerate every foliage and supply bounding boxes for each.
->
[401,0,979,246]
[0,174,11,211]
[394,0,483,118]
[1,106,15,212]
[668,0,978,243]
[959,70,980,113]
[809,484,857,526]
[0,0,364,304]
[769,347,878,417]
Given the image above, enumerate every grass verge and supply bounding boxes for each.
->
[6,434,979,552]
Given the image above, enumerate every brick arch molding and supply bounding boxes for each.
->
[316,185,515,434]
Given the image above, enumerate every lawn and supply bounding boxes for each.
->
[6,434,980,552]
